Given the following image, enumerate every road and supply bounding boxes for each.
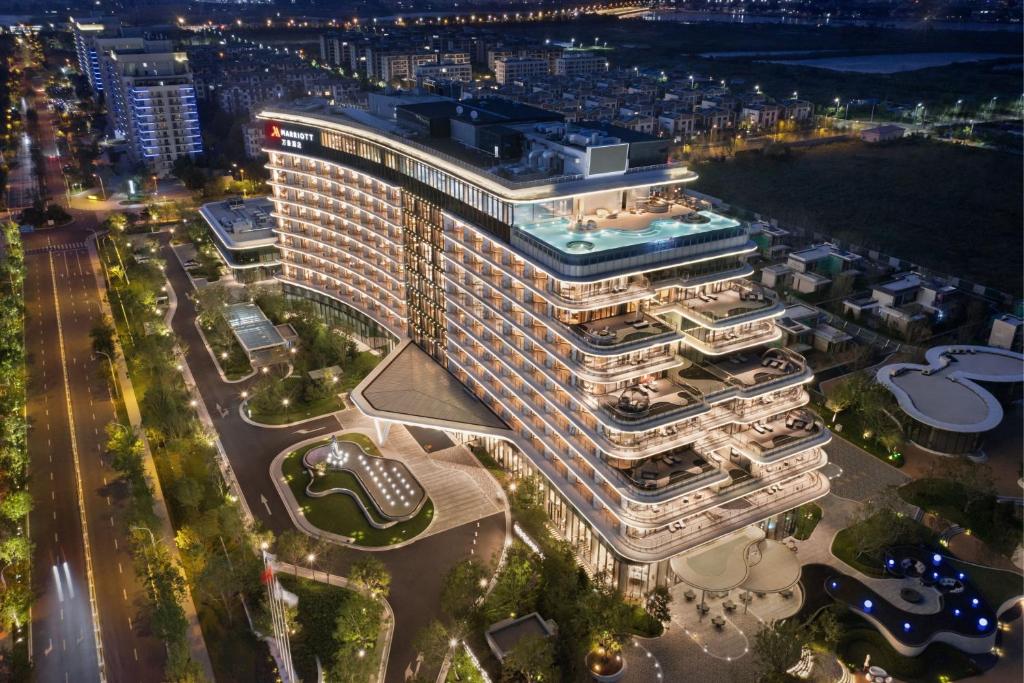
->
[157,234,507,682]
[25,223,166,683]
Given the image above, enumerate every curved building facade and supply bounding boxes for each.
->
[259,99,830,595]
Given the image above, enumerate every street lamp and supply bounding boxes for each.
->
[92,173,106,200]
[306,553,316,580]
[93,350,120,399]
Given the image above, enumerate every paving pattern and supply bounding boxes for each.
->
[343,415,505,538]
[824,435,909,501]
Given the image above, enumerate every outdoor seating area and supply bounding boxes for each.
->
[619,447,716,491]
[737,410,822,455]
[825,546,998,654]
[604,375,702,421]
[678,283,777,322]
[673,348,806,397]
[572,311,674,348]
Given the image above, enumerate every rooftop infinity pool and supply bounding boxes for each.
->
[517,210,742,255]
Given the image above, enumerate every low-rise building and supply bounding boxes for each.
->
[860,124,905,143]
[554,51,608,77]
[199,196,280,283]
[843,273,961,334]
[762,243,861,295]
[494,57,548,85]
[989,314,1023,352]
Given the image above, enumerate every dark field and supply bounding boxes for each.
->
[693,138,1023,294]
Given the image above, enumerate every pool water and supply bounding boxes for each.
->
[518,211,741,254]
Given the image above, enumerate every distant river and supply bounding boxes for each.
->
[761,52,1017,73]
[641,10,1023,33]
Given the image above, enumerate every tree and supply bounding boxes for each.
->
[501,633,557,683]
[645,585,672,624]
[440,559,487,623]
[412,620,452,677]
[0,536,31,565]
[753,618,804,681]
[332,593,381,683]
[509,476,550,544]
[90,319,116,359]
[813,607,843,651]
[274,530,311,576]
[350,555,390,598]
[105,212,128,232]
[0,490,32,521]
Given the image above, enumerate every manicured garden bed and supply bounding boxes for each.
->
[276,575,384,683]
[281,440,434,546]
[899,478,1022,557]
[248,376,344,425]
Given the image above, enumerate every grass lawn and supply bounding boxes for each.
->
[793,503,823,541]
[899,478,1023,557]
[198,601,277,683]
[276,575,361,683]
[281,441,434,546]
[815,401,903,467]
[837,620,981,682]
[694,138,1023,294]
[248,376,344,425]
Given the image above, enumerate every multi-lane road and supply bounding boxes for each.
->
[25,225,167,682]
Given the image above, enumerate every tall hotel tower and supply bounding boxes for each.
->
[259,96,831,595]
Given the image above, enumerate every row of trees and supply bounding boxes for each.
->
[0,223,32,678]
[97,230,268,681]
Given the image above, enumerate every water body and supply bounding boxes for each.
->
[761,52,1016,73]
[642,10,1022,33]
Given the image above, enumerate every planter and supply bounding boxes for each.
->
[585,649,626,683]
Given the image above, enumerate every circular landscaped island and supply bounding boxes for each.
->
[281,434,434,547]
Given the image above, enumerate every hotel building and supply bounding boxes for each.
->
[258,97,831,595]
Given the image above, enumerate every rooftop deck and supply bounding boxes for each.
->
[518,206,741,256]
[877,344,1024,432]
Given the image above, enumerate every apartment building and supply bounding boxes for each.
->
[101,46,202,176]
[258,98,829,596]
[554,51,609,77]
[495,57,549,85]
[71,16,120,92]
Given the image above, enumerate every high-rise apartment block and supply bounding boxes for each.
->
[257,97,830,595]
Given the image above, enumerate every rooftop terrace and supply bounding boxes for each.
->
[877,345,1024,432]
[200,197,277,249]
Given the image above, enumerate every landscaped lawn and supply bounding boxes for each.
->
[247,376,344,425]
[281,440,434,546]
[899,478,1023,557]
[793,503,823,541]
[837,620,981,682]
[695,138,1023,295]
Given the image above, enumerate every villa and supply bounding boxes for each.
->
[257,95,831,596]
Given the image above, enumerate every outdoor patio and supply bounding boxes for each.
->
[572,311,674,348]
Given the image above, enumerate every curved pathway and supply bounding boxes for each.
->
[158,235,508,683]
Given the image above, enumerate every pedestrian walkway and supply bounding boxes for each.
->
[25,240,86,255]
[342,413,505,539]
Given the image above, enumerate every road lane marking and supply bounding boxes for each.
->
[47,252,106,681]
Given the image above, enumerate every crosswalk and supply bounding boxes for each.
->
[25,241,87,256]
